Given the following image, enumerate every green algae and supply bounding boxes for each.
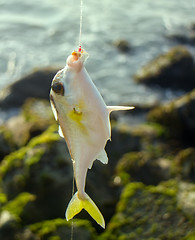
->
[22,98,54,122]
[0,126,16,156]
[99,180,194,240]
[0,123,73,224]
[48,236,61,240]
[117,182,144,213]
[115,147,172,186]
[29,218,96,240]
[28,125,59,148]
[0,125,59,179]
[29,218,69,237]
[148,180,178,197]
[2,192,36,221]
[182,233,195,240]
[147,89,195,140]
[134,46,194,87]
[0,192,7,205]
[173,148,195,181]
[147,102,182,139]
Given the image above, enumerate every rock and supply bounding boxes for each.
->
[99,180,195,240]
[0,121,138,227]
[29,219,96,240]
[173,148,195,181]
[0,98,55,148]
[113,40,131,53]
[0,125,71,223]
[189,23,195,31]
[134,46,195,90]
[166,32,195,45]
[21,98,55,140]
[116,152,171,186]
[106,122,141,173]
[0,126,16,161]
[147,89,195,143]
[5,115,33,147]
[0,66,60,109]
[113,124,171,186]
[16,228,39,240]
[178,182,195,218]
[1,192,36,230]
[0,211,20,240]
[165,23,195,45]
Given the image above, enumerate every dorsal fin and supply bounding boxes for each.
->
[107,106,134,114]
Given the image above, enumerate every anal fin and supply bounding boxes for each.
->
[96,149,108,164]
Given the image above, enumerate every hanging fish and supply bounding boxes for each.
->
[50,48,134,228]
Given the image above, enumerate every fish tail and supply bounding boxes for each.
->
[65,191,105,228]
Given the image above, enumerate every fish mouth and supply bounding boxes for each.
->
[72,51,81,60]
[71,49,89,63]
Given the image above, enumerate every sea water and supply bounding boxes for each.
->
[0,0,195,106]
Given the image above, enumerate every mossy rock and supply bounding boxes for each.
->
[173,148,195,181]
[106,122,142,167]
[0,192,36,240]
[177,182,195,219]
[0,125,17,161]
[165,23,195,45]
[4,115,33,147]
[28,218,96,240]
[21,98,56,141]
[0,66,60,109]
[113,39,131,52]
[1,192,36,222]
[0,125,72,223]
[99,180,195,240]
[134,46,195,90]
[112,123,171,186]
[147,89,195,143]
[0,210,20,240]
[0,192,7,207]
[2,98,56,148]
[0,122,135,228]
[115,151,171,186]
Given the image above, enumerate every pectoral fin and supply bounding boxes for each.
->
[107,106,134,114]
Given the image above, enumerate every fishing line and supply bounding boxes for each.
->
[70,170,75,240]
[78,0,83,49]
[70,1,83,239]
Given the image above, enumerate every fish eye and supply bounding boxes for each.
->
[51,82,64,95]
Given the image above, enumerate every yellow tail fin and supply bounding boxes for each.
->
[65,191,105,228]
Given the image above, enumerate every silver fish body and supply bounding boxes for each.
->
[50,49,134,228]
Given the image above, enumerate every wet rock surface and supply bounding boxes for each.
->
[165,23,195,45]
[0,67,60,110]
[147,88,195,143]
[98,181,195,240]
[112,39,131,53]
[134,46,195,90]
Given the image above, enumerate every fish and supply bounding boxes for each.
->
[49,48,134,228]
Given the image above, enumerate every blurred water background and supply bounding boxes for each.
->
[0,0,195,106]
